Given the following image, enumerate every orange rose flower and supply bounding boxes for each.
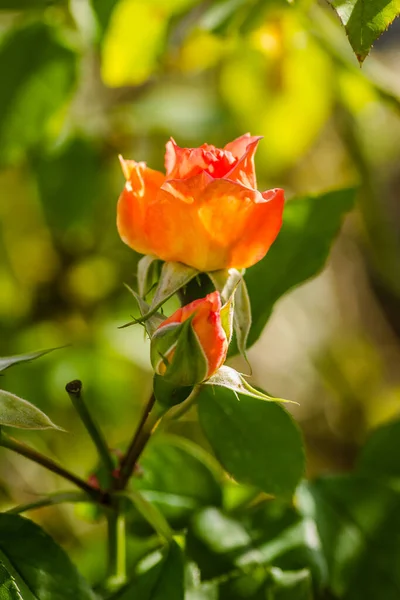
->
[117,134,284,272]
[150,291,228,386]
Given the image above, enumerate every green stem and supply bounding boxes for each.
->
[106,511,126,589]
[115,394,163,491]
[66,380,115,486]
[0,432,103,502]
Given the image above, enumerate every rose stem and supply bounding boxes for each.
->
[65,380,114,487]
[115,393,164,491]
[0,432,103,502]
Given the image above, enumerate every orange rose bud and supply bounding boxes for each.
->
[117,134,284,272]
[150,291,228,387]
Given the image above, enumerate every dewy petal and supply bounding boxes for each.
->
[117,159,165,256]
[224,137,261,189]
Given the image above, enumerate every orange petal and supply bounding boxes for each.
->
[144,185,228,271]
[224,134,262,159]
[117,160,165,256]
[198,181,284,269]
[228,188,285,269]
[225,136,261,188]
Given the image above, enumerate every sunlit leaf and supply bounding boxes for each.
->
[101,0,200,87]
[0,562,22,600]
[205,366,295,404]
[0,347,61,374]
[328,0,400,64]
[198,386,304,497]
[0,514,95,599]
[0,389,62,430]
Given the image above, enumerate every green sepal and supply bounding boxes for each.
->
[150,261,199,312]
[122,284,165,336]
[205,365,297,404]
[220,297,234,344]
[208,268,242,303]
[122,261,199,327]
[233,276,252,366]
[209,269,252,364]
[151,318,209,387]
[137,255,159,298]
[153,374,194,409]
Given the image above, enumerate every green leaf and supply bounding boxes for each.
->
[0,389,62,430]
[298,476,400,600]
[267,567,312,599]
[241,188,356,351]
[0,23,76,164]
[197,386,305,498]
[128,434,222,532]
[113,541,184,600]
[205,366,296,404]
[0,514,95,599]
[0,562,22,600]
[328,0,400,64]
[0,347,62,374]
[356,417,400,479]
[232,277,252,363]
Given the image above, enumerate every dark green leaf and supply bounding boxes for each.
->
[0,347,61,374]
[113,541,184,600]
[356,417,400,479]
[0,23,76,164]
[127,435,222,532]
[298,475,400,600]
[0,514,95,599]
[0,562,22,600]
[328,0,400,64]
[0,389,62,430]
[240,188,356,351]
[197,386,305,498]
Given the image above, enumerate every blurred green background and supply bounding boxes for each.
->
[1,0,400,585]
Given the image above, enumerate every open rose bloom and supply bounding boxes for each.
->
[117,134,284,272]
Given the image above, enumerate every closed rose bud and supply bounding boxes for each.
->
[150,291,228,387]
[117,134,284,272]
